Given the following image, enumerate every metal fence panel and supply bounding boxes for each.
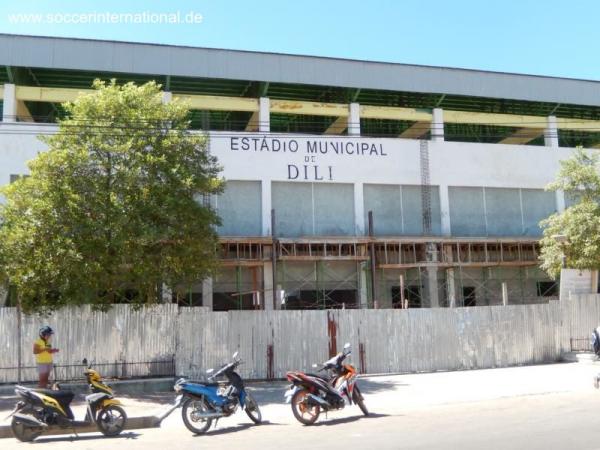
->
[2,295,600,384]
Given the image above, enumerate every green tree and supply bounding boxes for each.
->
[0,80,223,312]
[540,148,600,278]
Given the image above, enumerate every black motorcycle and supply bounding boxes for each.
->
[285,343,368,425]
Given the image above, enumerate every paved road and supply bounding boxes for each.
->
[3,390,600,449]
[3,364,600,449]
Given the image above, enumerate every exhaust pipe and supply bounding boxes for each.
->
[306,394,330,409]
[13,413,48,428]
[194,411,226,419]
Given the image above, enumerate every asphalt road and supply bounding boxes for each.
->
[3,390,600,450]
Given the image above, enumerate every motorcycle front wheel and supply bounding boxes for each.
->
[11,418,42,442]
[181,397,213,435]
[353,386,369,416]
[244,393,262,424]
[291,389,320,425]
[97,405,127,436]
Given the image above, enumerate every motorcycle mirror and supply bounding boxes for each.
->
[82,358,88,365]
[312,363,318,368]
[343,343,351,354]
[206,368,214,374]
[232,351,239,360]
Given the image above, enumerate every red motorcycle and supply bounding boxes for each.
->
[284,343,368,425]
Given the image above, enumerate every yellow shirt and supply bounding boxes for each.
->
[34,338,53,364]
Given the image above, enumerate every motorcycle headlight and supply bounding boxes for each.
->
[174,384,182,393]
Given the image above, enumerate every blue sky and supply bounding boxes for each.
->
[0,0,597,80]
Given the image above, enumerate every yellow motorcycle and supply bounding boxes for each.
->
[7,358,127,442]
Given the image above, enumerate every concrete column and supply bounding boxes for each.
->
[259,97,270,133]
[354,182,365,235]
[439,184,451,236]
[161,284,173,303]
[431,108,444,142]
[202,277,213,310]
[544,115,566,212]
[425,267,440,308]
[502,282,509,306]
[555,190,566,213]
[0,285,7,306]
[446,269,456,308]
[3,83,16,122]
[262,180,272,236]
[348,102,360,136]
[161,91,173,104]
[544,115,559,147]
[263,261,275,310]
[359,262,369,308]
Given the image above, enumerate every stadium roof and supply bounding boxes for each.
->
[1,33,600,108]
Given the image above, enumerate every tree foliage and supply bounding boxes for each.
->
[0,80,223,312]
[540,148,600,278]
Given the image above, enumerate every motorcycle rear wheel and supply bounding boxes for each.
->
[291,389,320,425]
[11,418,42,442]
[181,397,213,435]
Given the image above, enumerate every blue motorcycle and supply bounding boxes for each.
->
[172,352,262,434]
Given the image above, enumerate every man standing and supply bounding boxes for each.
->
[33,326,59,388]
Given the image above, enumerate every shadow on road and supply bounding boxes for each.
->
[34,431,141,443]
[196,420,283,437]
[314,412,391,426]
[246,377,407,407]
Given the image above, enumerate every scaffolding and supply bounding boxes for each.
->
[206,237,550,310]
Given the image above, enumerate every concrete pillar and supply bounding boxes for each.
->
[202,277,213,310]
[544,115,559,148]
[502,282,508,306]
[555,190,566,213]
[161,284,173,303]
[263,261,275,310]
[161,91,173,104]
[439,184,451,236]
[0,285,7,306]
[359,262,369,308]
[425,266,440,308]
[354,182,365,235]
[262,180,272,236]
[259,97,270,133]
[446,269,456,307]
[348,102,360,136]
[544,115,566,212]
[3,83,16,122]
[431,108,444,142]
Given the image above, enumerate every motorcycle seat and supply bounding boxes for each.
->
[34,389,75,404]
[305,373,329,381]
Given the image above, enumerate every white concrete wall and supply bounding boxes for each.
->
[0,125,580,236]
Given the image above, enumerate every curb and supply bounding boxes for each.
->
[561,351,599,364]
[0,377,176,397]
[0,415,160,439]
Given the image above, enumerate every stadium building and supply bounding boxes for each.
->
[1,34,599,310]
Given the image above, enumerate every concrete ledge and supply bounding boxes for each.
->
[0,377,175,397]
[561,351,599,364]
[0,415,160,439]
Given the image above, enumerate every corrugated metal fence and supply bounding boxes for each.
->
[1,295,599,383]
